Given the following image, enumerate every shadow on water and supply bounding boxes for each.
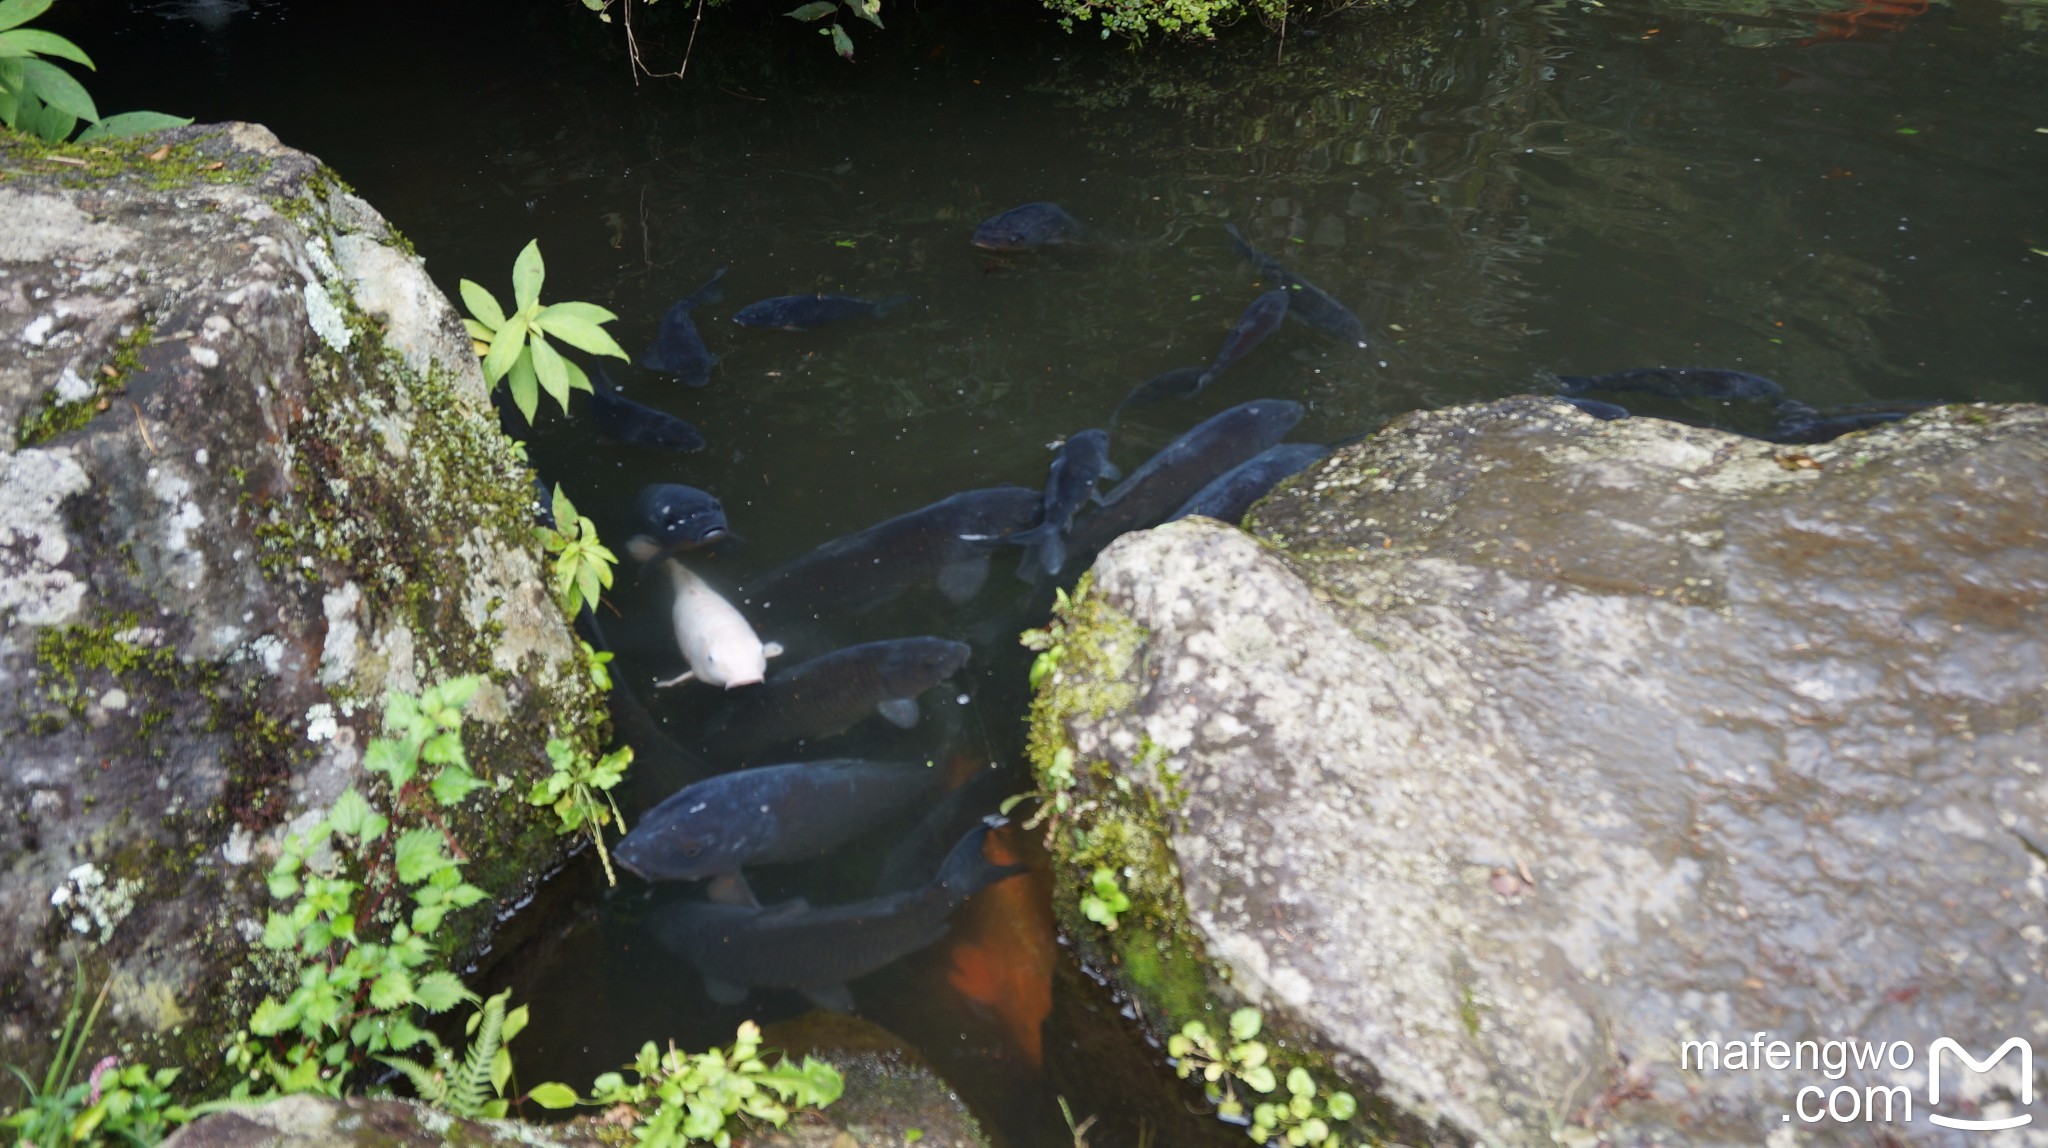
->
[51,0,2048,1141]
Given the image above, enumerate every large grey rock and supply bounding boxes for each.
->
[0,125,600,1081]
[1033,397,2048,1146]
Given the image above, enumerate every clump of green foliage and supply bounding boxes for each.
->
[1043,0,1286,41]
[1078,866,1131,930]
[527,737,631,885]
[3,972,185,1147]
[0,0,190,142]
[536,485,617,620]
[1169,1009,1358,1147]
[529,1022,844,1148]
[225,678,495,1096]
[376,990,530,1120]
[783,0,883,60]
[460,241,630,425]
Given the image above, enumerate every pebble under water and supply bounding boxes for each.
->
[56,0,2048,1142]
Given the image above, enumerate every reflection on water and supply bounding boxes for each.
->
[59,0,2048,1141]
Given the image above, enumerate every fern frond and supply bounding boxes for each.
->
[447,991,509,1117]
[376,1055,449,1107]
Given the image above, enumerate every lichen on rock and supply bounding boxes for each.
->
[0,123,601,1086]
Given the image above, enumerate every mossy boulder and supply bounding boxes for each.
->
[0,124,601,1087]
[1031,396,2048,1145]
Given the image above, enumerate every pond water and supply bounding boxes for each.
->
[54,0,2048,1142]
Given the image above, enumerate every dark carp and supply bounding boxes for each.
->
[590,366,706,453]
[971,202,1088,251]
[1008,429,1119,579]
[1763,399,1936,443]
[1116,366,1209,414]
[1069,399,1304,556]
[649,817,1024,1011]
[1197,289,1291,388]
[710,637,973,757]
[1553,367,1784,401]
[614,759,938,883]
[732,293,910,330]
[1562,397,1632,421]
[1170,443,1326,524]
[640,267,726,387]
[746,486,1043,616]
[1224,224,1369,349]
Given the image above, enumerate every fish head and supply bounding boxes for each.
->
[704,644,769,689]
[971,204,1071,252]
[879,639,973,694]
[613,813,732,882]
[636,483,731,549]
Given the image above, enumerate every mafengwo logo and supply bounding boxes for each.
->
[1679,1033,2035,1130]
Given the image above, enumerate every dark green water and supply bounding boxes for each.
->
[55,0,2048,1142]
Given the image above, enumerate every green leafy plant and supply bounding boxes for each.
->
[529,1022,844,1147]
[0,0,191,143]
[1078,866,1131,930]
[536,485,617,618]
[1019,585,1074,692]
[527,738,631,886]
[784,0,882,60]
[226,678,495,1097]
[1168,1009,1357,1147]
[2,970,185,1147]
[460,241,629,425]
[377,990,528,1120]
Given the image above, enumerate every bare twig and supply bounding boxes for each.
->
[128,401,156,453]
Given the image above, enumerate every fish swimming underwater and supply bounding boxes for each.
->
[625,484,732,562]
[649,817,1026,1011]
[640,267,726,387]
[1007,429,1119,580]
[590,367,706,453]
[657,558,781,689]
[944,824,1055,1067]
[1224,224,1370,349]
[746,486,1043,617]
[1069,399,1305,557]
[1197,289,1291,389]
[1169,443,1327,524]
[1763,399,1936,443]
[1553,367,1784,401]
[732,293,912,330]
[709,637,973,758]
[1115,366,1210,414]
[613,759,939,883]
[971,202,1088,252]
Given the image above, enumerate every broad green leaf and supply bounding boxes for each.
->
[439,675,482,709]
[0,87,18,130]
[503,1003,530,1043]
[506,347,539,425]
[511,239,545,312]
[0,0,55,34]
[551,485,576,532]
[535,300,618,325]
[393,827,454,883]
[847,0,883,28]
[430,763,486,805]
[28,98,71,142]
[462,318,494,340]
[0,28,89,65]
[20,57,95,121]
[328,787,373,836]
[829,21,854,58]
[1229,1008,1263,1042]
[492,1046,513,1094]
[421,730,466,768]
[482,312,528,383]
[369,970,415,1010]
[1326,1092,1357,1120]
[413,971,474,1012]
[1286,1067,1315,1097]
[459,279,506,330]
[527,1082,579,1109]
[786,1,836,18]
[1241,1064,1277,1093]
[260,912,298,950]
[362,736,417,787]
[562,357,593,397]
[247,997,296,1036]
[533,311,628,360]
[73,110,189,141]
[528,332,571,410]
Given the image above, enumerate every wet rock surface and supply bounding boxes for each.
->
[0,126,597,1079]
[1039,397,2048,1146]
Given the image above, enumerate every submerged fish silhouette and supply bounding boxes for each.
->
[1224,224,1370,349]
[1170,443,1326,525]
[1553,368,1784,401]
[971,202,1088,251]
[732,293,911,330]
[944,824,1054,1067]
[590,366,705,453]
[1070,399,1305,557]
[709,637,973,758]
[1008,429,1120,580]
[1197,289,1291,389]
[640,267,726,387]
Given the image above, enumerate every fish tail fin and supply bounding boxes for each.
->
[686,266,728,309]
[873,293,914,317]
[939,817,1027,901]
[1011,529,1063,583]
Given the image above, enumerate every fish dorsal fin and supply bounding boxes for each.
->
[703,977,749,1006]
[1100,460,1122,483]
[875,697,921,730]
[801,984,857,1013]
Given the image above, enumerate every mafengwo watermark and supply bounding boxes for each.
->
[1682,1033,2035,1131]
